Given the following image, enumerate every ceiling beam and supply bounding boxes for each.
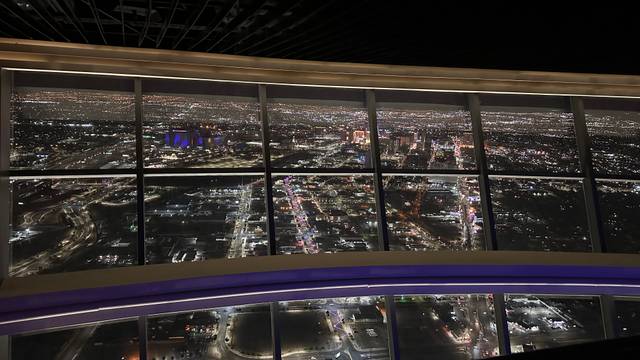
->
[171,0,211,50]
[155,0,179,48]
[87,0,107,44]
[138,0,153,46]
[187,0,239,51]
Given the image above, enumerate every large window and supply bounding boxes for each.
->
[6,72,640,271]
[505,294,604,353]
[480,95,579,175]
[376,91,475,170]
[614,297,640,337]
[597,180,640,254]
[490,177,591,252]
[8,292,619,359]
[11,319,139,360]
[394,294,499,359]
[147,304,272,359]
[144,175,267,263]
[272,174,378,254]
[143,79,261,169]
[10,73,136,170]
[584,98,640,177]
[268,86,369,169]
[9,176,138,276]
[279,296,390,359]
[384,175,484,251]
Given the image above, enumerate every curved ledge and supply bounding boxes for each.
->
[1,251,640,335]
[1,38,640,97]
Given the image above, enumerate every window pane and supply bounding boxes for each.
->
[480,95,579,174]
[268,86,369,169]
[505,294,604,353]
[11,319,139,360]
[384,176,484,251]
[145,175,267,264]
[614,298,640,337]
[148,304,272,359]
[394,294,499,359]
[585,98,640,176]
[280,296,389,359]
[273,175,378,254]
[10,72,136,170]
[377,91,475,170]
[490,177,591,251]
[10,177,138,277]
[143,79,261,168]
[597,180,640,254]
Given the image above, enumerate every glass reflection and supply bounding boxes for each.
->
[384,176,484,251]
[280,296,389,359]
[145,176,267,263]
[148,304,272,360]
[11,319,139,360]
[10,177,138,277]
[394,294,499,359]
[272,175,378,254]
[490,177,591,252]
[505,294,604,352]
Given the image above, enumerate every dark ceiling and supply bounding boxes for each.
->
[0,1,638,74]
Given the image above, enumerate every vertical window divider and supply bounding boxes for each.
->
[366,89,390,252]
[571,96,617,339]
[137,315,148,360]
[366,91,399,359]
[0,69,11,281]
[134,78,148,360]
[571,97,605,252]
[134,78,145,267]
[384,294,401,360]
[467,94,497,251]
[259,84,277,256]
[467,94,511,355]
[259,84,282,360]
[493,294,511,355]
[0,68,9,360]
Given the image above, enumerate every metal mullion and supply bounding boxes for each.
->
[571,97,605,253]
[381,168,479,176]
[600,295,617,339]
[470,94,510,355]
[571,97,617,339]
[270,302,282,360]
[0,69,11,281]
[134,78,145,266]
[143,167,265,175]
[467,94,498,251]
[260,84,277,256]
[137,315,148,360]
[260,84,282,360]
[8,168,137,177]
[486,170,583,179]
[494,293,511,355]
[0,69,11,360]
[384,295,401,360]
[269,167,375,174]
[366,89,390,251]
